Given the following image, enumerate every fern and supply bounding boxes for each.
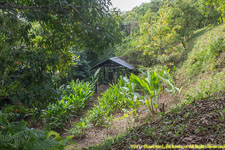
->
[0,111,71,150]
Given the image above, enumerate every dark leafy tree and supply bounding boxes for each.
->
[0,0,121,107]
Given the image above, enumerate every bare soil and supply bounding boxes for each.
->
[72,92,177,149]
[107,97,225,150]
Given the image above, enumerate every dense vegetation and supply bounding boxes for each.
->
[0,0,224,149]
[116,0,224,67]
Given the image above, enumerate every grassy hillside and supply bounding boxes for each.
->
[176,24,225,101]
[86,24,225,150]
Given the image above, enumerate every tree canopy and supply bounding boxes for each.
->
[0,0,121,106]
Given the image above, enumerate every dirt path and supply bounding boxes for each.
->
[105,97,225,150]
[64,93,100,131]
[71,92,177,149]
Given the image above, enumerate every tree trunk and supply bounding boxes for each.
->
[181,40,186,49]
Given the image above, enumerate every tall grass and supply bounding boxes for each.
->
[176,26,225,101]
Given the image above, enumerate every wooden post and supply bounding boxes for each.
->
[96,81,99,94]
[103,65,106,81]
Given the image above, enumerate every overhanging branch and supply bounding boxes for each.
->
[0,1,84,18]
[0,2,46,12]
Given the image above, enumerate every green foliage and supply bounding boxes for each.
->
[0,112,72,150]
[169,0,202,43]
[183,34,224,79]
[42,80,95,129]
[133,0,163,15]
[121,11,139,36]
[70,118,91,138]
[71,76,140,130]
[87,77,134,126]
[0,0,121,51]
[185,71,225,102]
[198,0,225,23]
[86,105,107,127]
[47,131,76,150]
[139,3,180,54]
[63,49,91,82]
[121,0,163,36]
[0,44,63,106]
[73,68,177,130]
[130,68,178,113]
[42,99,72,129]
[115,0,205,67]
[209,36,225,54]
[64,80,95,111]
[0,0,121,106]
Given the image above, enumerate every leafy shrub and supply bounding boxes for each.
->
[42,80,95,129]
[41,100,72,129]
[130,68,178,113]
[70,118,91,138]
[63,80,95,112]
[86,76,139,126]
[0,48,63,108]
[87,105,107,127]
[98,84,127,114]
[209,36,225,54]
[0,112,73,150]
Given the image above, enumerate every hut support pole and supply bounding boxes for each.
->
[103,65,106,81]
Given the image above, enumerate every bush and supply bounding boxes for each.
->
[42,80,95,129]
[86,76,138,127]
[130,68,178,113]
[209,36,225,54]
[0,112,73,150]
[70,118,91,138]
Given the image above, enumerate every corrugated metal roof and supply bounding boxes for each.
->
[109,57,134,69]
[91,57,134,70]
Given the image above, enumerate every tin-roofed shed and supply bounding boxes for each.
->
[91,57,134,70]
[91,57,134,83]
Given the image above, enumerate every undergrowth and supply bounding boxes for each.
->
[42,80,95,130]
[0,112,74,150]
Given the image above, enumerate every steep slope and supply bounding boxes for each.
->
[88,97,225,150]
[176,24,225,101]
